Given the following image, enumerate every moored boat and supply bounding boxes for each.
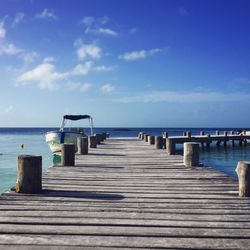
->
[45,115,94,155]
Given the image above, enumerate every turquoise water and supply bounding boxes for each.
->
[0,127,249,194]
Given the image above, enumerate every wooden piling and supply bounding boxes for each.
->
[89,135,97,148]
[16,155,42,194]
[216,131,220,135]
[155,136,163,149]
[183,142,199,167]
[236,161,250,197]
[77,137,88,155]
[200,131,205,136]
[148,135,155,145]
[166,138,176,155]
[95,134,102,144]
[61,143,75,166]
[162,132,168,138]
[186,131,191,138]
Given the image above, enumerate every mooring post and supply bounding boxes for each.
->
[183,131,187,136]
[144,134,148,142]
[200,131,205,136]
[236,161,250,197]
[62,143,75,166]
[206,134,211,148]
[148,135,155,145]
[166,138,176,155]
[77,137,88,155]
[230,131,235,146]
[216,130,220,136]
[223,131,227,147]
[183,142,199,167]
[16,155,42,193]
[138,132,143,139]
[89,135,97,148]
[155,136,163,149]
[95,134,102,144]
[186,131,191,138]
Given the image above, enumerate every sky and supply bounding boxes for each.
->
[1,0,250,127]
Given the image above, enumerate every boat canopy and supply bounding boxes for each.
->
[64,115,91,120]
[60,114,94,135]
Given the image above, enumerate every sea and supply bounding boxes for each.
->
[0,127,249,194]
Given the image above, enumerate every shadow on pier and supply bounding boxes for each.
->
[40,189,125,200]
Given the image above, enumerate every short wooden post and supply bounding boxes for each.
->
[16,155,42,193]
[216,130,220,135]
[200,131,205,136]
[166,138,176,155]
[183,143,199,167]
[148,136,155,145]
[183,131,187,136]
[61,143,75,166]
[102,132,107,141]
[163,138,166,149]
[155,136,163,149]
[206,134,211,148]
[89,135,97,148]
[138,132,143,139]
[140,132,145,140]
[236,161,250,197]
[223,131,227,147]
[77,137,88,155]
[95,134,102,144]
[186,131,191,138]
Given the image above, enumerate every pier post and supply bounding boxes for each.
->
[183,143,199,167]
[200,131,205,136]
[95,134,102,144]
[183,132,187,136]
[166,138,176,155]
[206,134,211,148]
[77,137,88,155]
[16,155,42,193]
[216,131,220,136]
[144,134,149,142]
[223,131,227,147]
[148,136,155,145]
[62,143,75,166]
[186,131,191,138]
[230,131,235,146]
[236,161,250,197]
[89,135,97,148]
[155,136,163,149]
[138,132,143,139]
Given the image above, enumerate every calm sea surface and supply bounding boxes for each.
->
[0,127,249,194]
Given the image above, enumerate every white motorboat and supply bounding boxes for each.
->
[45,115,94,155]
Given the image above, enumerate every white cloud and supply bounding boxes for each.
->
[4,105,13,113]
[0,22,6,38]
[114,91,250,103]
[81,16,118,36]
[16,62,67,90]
[74,39,101,60]
[35,9,57,20]
[66,82,92,92]
[19,51,38,63]
[96,28,118,36]
[119,48,161,61]
[12,12,24,26]
[101,83,115,93]
[79,83,92,92]
[94,65,115,72]
[43,57,56,63]
[0,43,22,55]
[72,61,93,75]
[179,7,189,16]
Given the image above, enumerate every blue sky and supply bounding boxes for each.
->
[1,0,250,127]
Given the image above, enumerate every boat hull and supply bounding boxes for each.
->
[45,131,83,155]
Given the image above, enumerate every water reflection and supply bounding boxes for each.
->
[53,155,61,165]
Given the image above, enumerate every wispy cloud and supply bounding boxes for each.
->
[12,12,24,26]
[35,9,57,20]
[114,91,250,103]
[119,48,161,61]
[4,105,13,113]
[71,61,93,75]
[101,83,115,93]
[0,21,6,38]
[19,51,38,63]
[74,39,101,60]
[179,7,189,16]
[16,61,67,90]
[94,65,116,72]
[81,16,118,37]
[0,43,22,55]
[66,82,92,92]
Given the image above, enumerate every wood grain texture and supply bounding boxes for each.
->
[0,137,249,249]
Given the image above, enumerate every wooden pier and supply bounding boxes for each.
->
[0,137,250,249]
[165,132,250,155]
